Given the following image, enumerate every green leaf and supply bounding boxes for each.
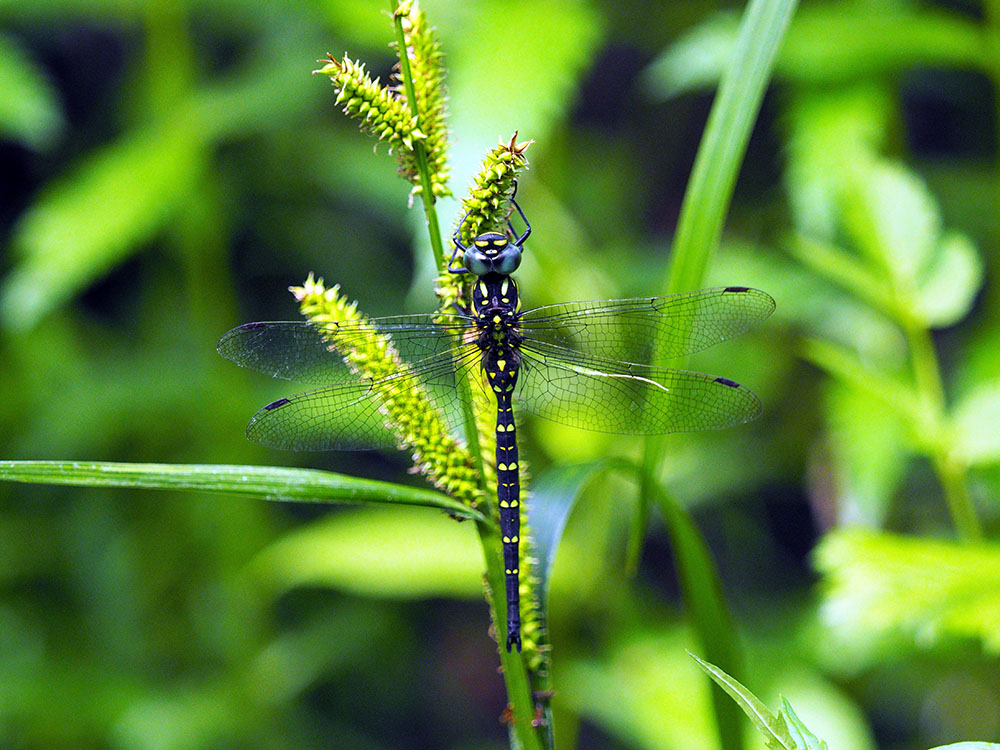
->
[776,6,985,82]
[526,462,605,608]
[663,0,799,295]
[927,744,1000,750]
[841,160,941,293]
[252,505,483,599]
[690,653,795,749]
[784,84,890,238]
[800,337,921,427]
[0,34,63,149]
[0,461,483,520]
[559,631,725,750]
[952,383,1000,466]
[654,488,745,741]
[1,115,205,332]
[815,528,1000,654]
[781,697,829,750]
[643,6,985,97]
[641,11,740,100]
[913,232,984,328]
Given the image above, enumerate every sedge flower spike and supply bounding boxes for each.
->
[291,275,484,508]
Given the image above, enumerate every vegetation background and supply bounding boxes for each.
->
[2,0,999,748]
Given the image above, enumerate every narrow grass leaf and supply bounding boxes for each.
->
[0,461,483,519]
[644,6,984,97]
[527,462,605,607]
[663,0,798,295]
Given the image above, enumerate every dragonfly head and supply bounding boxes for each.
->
[464,231,522,276]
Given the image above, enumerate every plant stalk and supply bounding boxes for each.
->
[390,4,544,747]
[391,3,447,276]
[902,318,981,541]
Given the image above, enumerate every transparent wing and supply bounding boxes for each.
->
[217,313,474,385]
[518,286,775,365]
[245,351,484,451]
[516,342,762,434]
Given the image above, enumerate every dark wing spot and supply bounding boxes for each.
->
[241,322,268,330]
[714,377,741,389]
[264,397,292,410]
[723,286,749,293]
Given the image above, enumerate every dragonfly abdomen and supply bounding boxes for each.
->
[494,376,521,652]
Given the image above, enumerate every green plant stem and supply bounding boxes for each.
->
[902,318,981,541]
[389,5,543,747]
[391,3,446,276]
[478,519,545,750]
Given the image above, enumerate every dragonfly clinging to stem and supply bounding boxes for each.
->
[218,187,774,652]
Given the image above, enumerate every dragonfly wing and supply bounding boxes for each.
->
[247,380,400,450]
[516,345,762,434]
[518,286,775,364]
[218,313,473,385]
[245,351,482,451]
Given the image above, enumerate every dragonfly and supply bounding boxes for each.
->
[218,192,775,652]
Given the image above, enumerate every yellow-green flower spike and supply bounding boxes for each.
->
[393,0,450,199]
[315,54,427,188]
[290,275,483,510]
[436,134,532,311]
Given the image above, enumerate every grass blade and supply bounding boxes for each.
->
[0,460,484,520]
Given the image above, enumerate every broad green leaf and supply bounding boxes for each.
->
[913,232,983,328]
[781,698,829,750]
[784,84,890,239]
[526,462,605,607]
[1,115,205,332]
[0,34,63,149]
[251,505,482,599]
[801,338,921,427]
[815,528,1000,654]
[691,653,795,749]
[0,461,483,519]
[952,383,1000,466]
[841,160,941,293]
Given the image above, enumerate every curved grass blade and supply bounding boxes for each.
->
[0,461,485,520]
[526,461,607,607]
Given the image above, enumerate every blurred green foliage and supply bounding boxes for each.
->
[3,1,1000,749]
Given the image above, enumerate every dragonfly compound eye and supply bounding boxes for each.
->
[464,250,491,276]
[494,246,522,275]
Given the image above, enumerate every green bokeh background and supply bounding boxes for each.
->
[2,1,999,748]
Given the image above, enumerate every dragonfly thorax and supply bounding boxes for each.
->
[463,232,523,276]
